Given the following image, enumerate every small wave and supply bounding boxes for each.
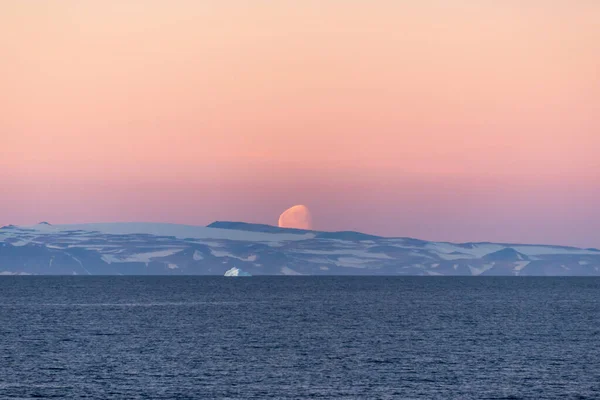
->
[0,301,242,308]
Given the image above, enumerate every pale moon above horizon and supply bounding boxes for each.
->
[278,205,313,230]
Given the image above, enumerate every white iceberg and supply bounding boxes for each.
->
[224,267,252,277]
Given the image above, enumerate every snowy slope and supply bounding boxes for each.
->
[10,222,315,242]
[0,222,599,276]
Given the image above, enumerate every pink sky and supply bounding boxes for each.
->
[1,1,599,247]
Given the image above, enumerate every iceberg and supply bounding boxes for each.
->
[224,267,252,277]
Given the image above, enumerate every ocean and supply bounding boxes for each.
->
[1,277,599,399]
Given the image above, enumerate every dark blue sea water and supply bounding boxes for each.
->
[1,277,599,399]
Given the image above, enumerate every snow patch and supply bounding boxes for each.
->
[293,249,392,259]
[71,256,91,275]
[21,222,315,243]
[469,263,495,276]
[513,246,598,256]
[427,243,504,258]
[101,254,119,264]
[335,257,371,268]
[0,271,34,275]
[514,261,530,271]
[437,252,474,261]
[121,249,184,263]
[210,249,257,262]
[10,240,32,247]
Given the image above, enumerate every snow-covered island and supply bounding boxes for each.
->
[1,221,600,276]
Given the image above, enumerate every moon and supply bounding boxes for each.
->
[278,205,313,230]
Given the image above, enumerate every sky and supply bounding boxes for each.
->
[1,1,599,247]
